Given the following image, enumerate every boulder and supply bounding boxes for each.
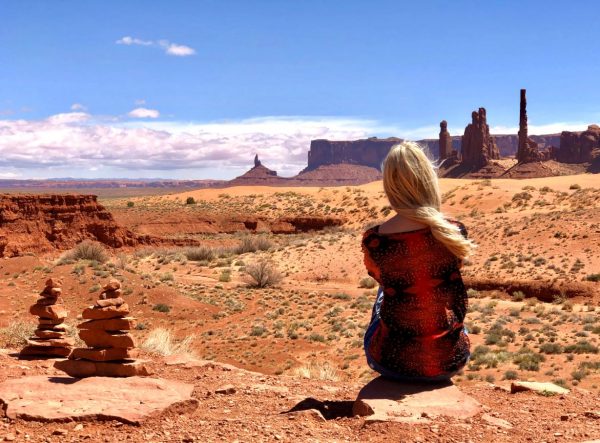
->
[29,304,68,321]
[78,317,136,331]
[96,297,125,308]
[0,375,196,424]
[70,347,138,362]
[54,359,149,378]
[353,377,482,423]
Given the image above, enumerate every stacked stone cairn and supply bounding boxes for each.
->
[55,279,149,377]
[20,278,74,358]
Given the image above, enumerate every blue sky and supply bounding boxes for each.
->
[1,1,599,179]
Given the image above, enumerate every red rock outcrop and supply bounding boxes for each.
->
[305,137,402,171]
[227,156,287,186]
[461,108,500,168]
[557,125,600,163]
[0,194,154,257]
[517,89,543,163]
[439,120,453,160]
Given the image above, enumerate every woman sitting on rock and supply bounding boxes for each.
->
[362,141,475,382]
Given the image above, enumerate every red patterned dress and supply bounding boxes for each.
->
[362,222,470,380]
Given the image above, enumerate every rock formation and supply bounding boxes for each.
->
[0,194,155,257]
[55,279,149,377]
[305,137,402,171]
[254,154,261,167]
[461,108,500,168]
[20,279,74,358]
[557,125,600,163]
[517,89,542,163]
[228,156,285,186]
[438,121,453,160]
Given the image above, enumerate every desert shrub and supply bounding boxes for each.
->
[234,236,273,254]
[0,321,35,347]
[359,276,377,289]
[585,273,600,282]
[68,240,108,263]
[513,347,545,371]
[185,246,215,262]
[540,342,563,354]
[89,284,101,293]
[249,325,267,337]
[186,196,196,205]
[466,288,480,298]
[569,184,581,190]
[127,201,135,208]
[159,272,174,282]
[245,260,282,288]
[503,370,518,380]
[140,328,195,356]
[564,340,599,354]
[292,361,339,381]
[512,291,526,301]
[571,369,588,381]
[219,269,232,282]
[153,303,171,313]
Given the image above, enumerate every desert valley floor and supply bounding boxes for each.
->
[0,174,598,442]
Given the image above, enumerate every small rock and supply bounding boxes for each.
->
[510,381,569,395]
[4,434,15,442]
[584,411,600,419]
[215,385,236,395]
[482,413,513,429]
[52,429,68,436]
[74,424,84,431]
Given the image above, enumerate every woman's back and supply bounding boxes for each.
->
[362,222,470,379]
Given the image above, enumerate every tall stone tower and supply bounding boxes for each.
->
[439,120,452,160]
[517,89,541,163]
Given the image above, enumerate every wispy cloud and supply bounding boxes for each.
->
[115,36,196,57]
[70,103,86,111]
[128,107,160,119]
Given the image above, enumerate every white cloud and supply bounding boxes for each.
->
[127,108,160,119]
[116,36,153,46]
[0,113,592,178]
[70,103,86,111]
[159,41,196,57]
[116,36,196,57]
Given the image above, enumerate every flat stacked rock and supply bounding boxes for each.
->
[55,279,149,377]
[20,279,74,358]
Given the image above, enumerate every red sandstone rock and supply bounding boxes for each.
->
[305,137,402,171]
[34,329,66,339]
[35,297,63,306]
[82,303,129,320]
[461,108,500,168]
[0,194,156,257]
[19,346,72,358]
[54,359,150,378]
[104,279,121,291]
[96,297,125,308]
[0,376,195,424]
[557,124,600,163]
[78,330,135,348]
[439,120,453,160]
[29,304,67,321]
[27,337,74,348]
[71,347,138,361]
[78,317,136,331]
[517,89,543,163]
[38,318,65,326]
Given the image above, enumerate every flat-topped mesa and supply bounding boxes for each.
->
[557,124,600,163]
[20,278,74,358]
[460,108,500,168]
[305,137,403,171]
[55,279,149,377]
[517,89,542,163]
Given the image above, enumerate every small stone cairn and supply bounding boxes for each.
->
[20,279,74,358]
[55,279,149,377]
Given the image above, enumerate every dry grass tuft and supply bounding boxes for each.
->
[292,361,340,381]
[245,259,282,288]
[140,328,196,356]
[0,321,35,348]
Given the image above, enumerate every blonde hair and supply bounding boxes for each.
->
[382,141,476,259]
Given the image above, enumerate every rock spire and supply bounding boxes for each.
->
[517,89,542,163]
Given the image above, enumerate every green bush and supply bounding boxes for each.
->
[539,342,563,354]
[359,277,377,289]
[186,196,196,205]
[513,347,545,371]
[153,303,171,313]
[585,273,600,282]
[127,201,135,208]
[503,370,518,380]
[564,340,599,354]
